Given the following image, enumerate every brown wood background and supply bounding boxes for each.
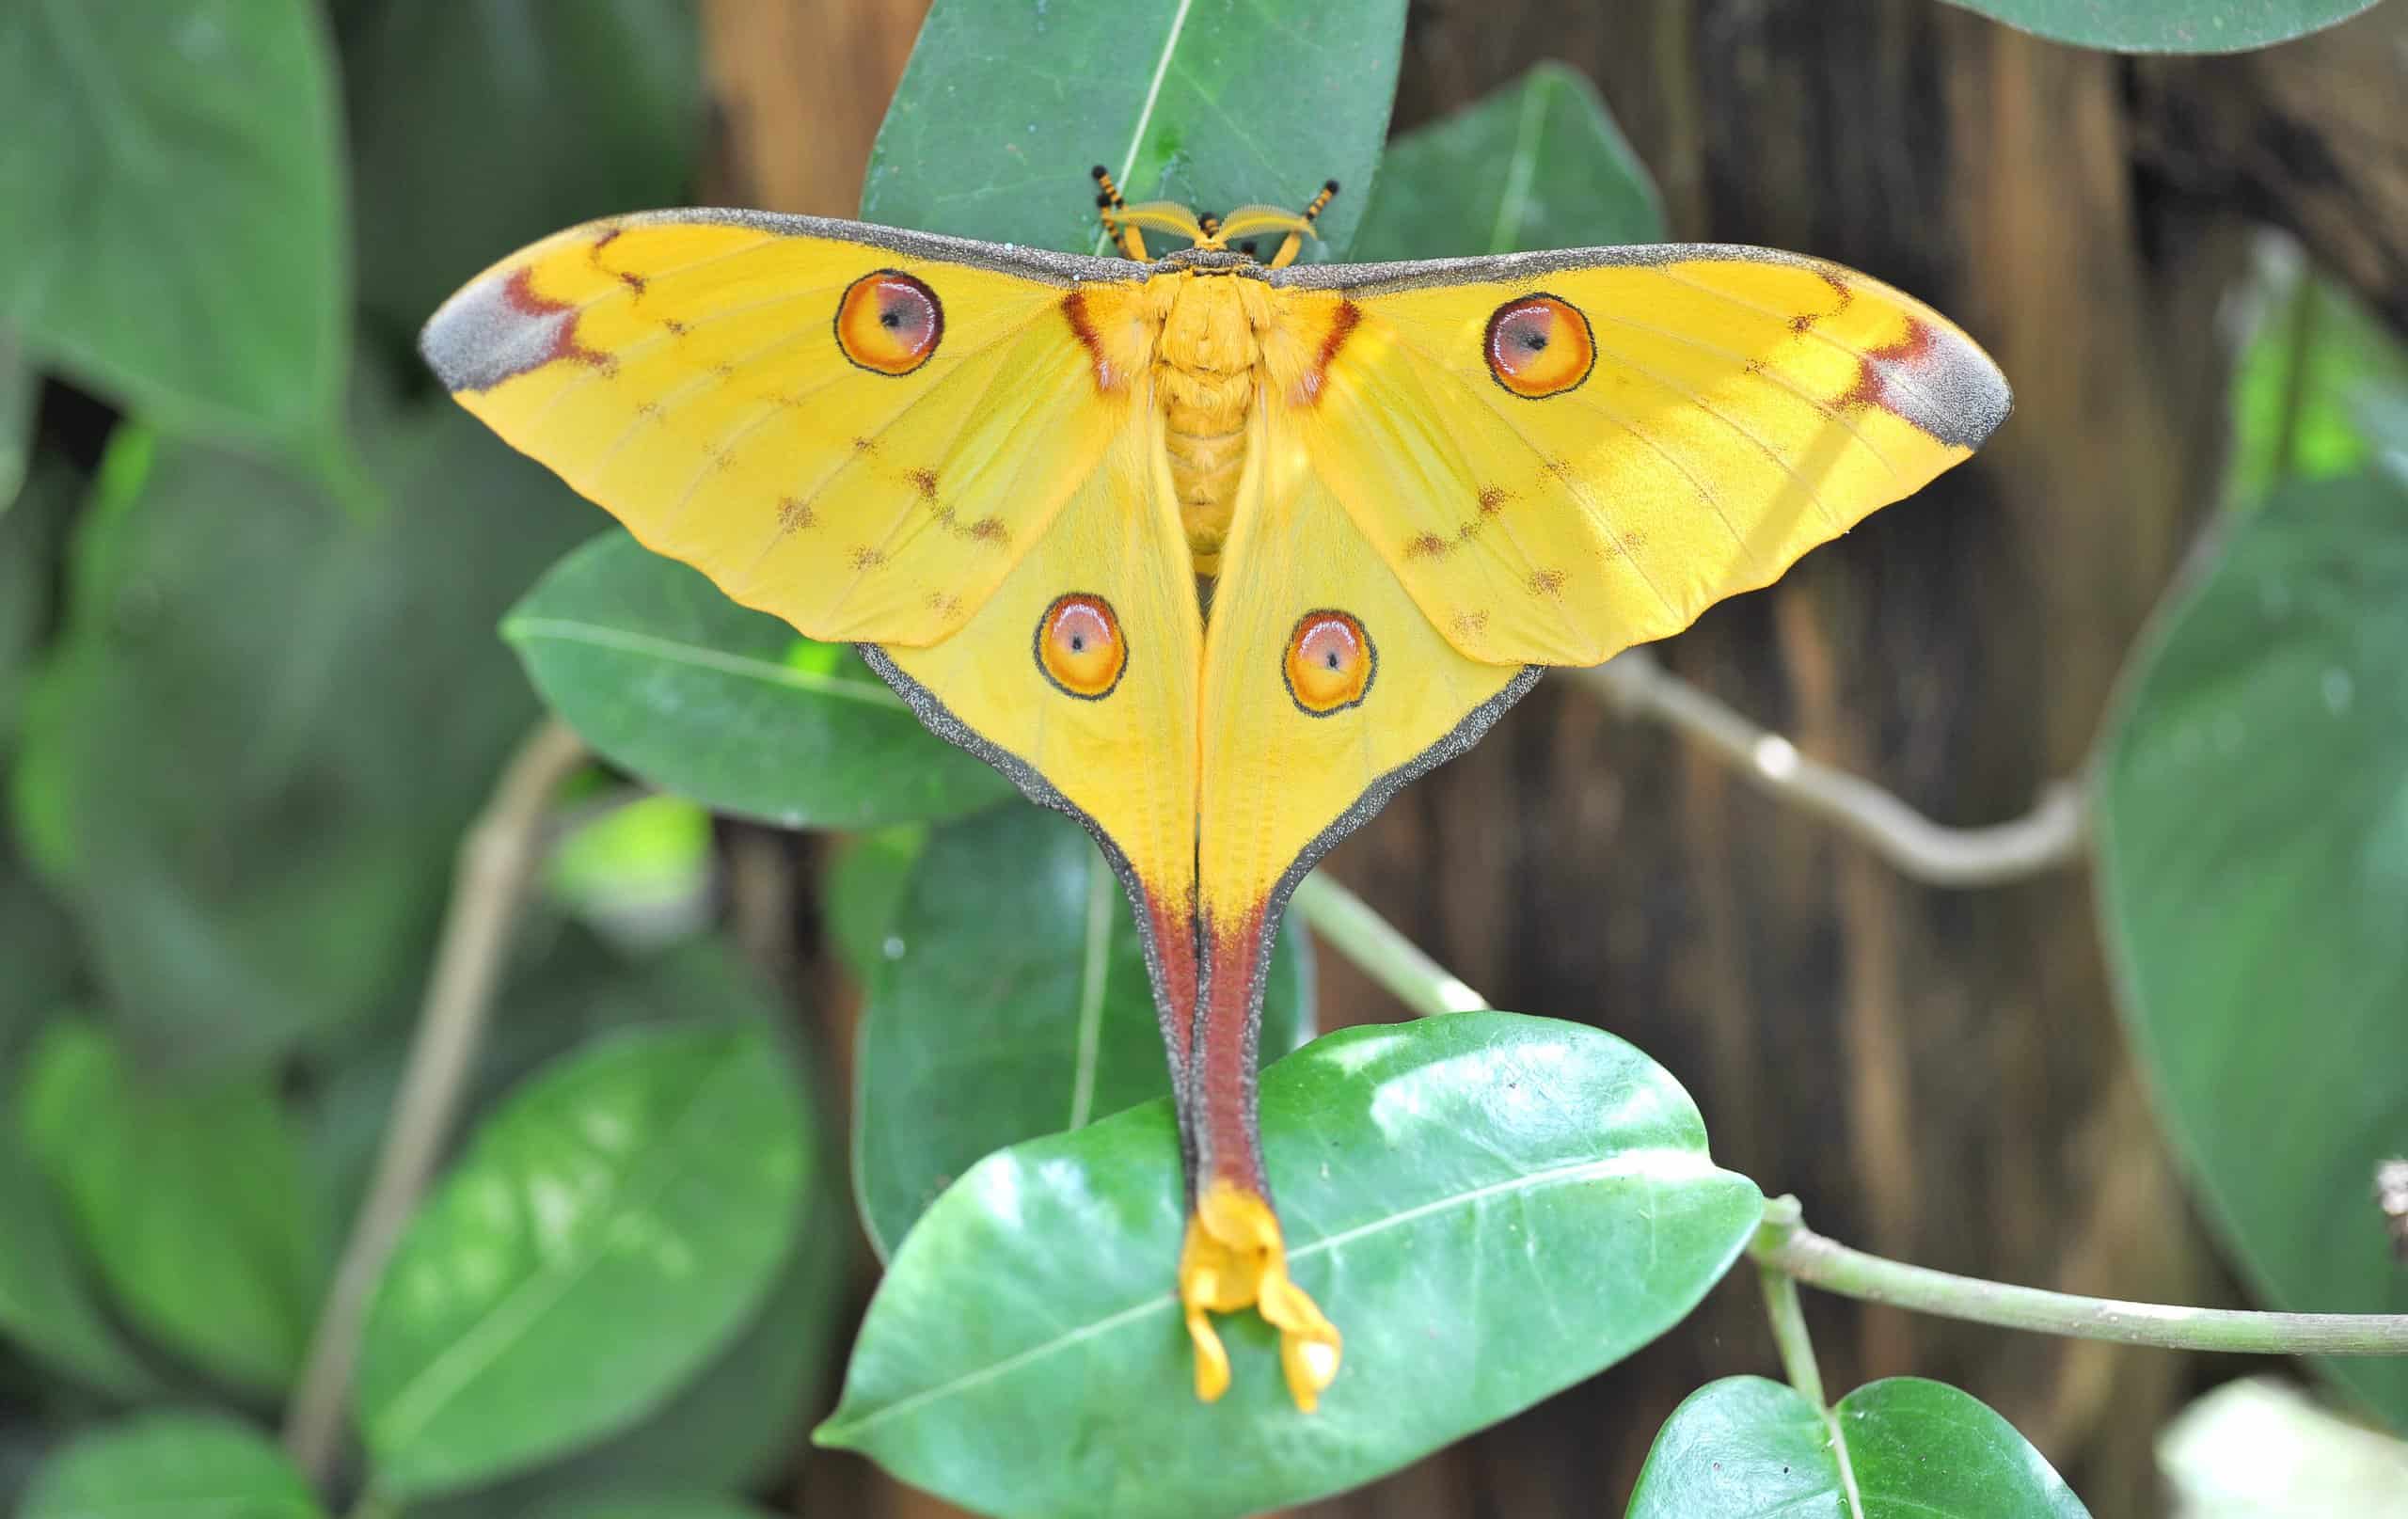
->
[697,3,2408,1515]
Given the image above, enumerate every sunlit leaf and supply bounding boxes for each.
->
[1626,1376,2088,1517]
[852,803,1312,1258]
[2225,266,2408,505]
[22,1413,325,1519]
[821,1012,1759,1519]
[865,0,1406,258]
[0,0,344,438]
[506,531,1014,829]
[405,1224,842,1519]
[2158,1376,2408,1515]
[1352,61,1663,261]
[546,793,715,952]
[358,1021,812,1500]
[2094,470,2408,1427]
[1936,0,2381,51]
[17,1021,323,1393]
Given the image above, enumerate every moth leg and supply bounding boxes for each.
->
[1266,178,1340,269]
[1090,164,1150,261]
[1179,1179,1342,1411]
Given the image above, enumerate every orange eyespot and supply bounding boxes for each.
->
[835,270,943,375]
[1284,610,1374,716]
[1036,593,1127,700]
[1484,293,1593,399]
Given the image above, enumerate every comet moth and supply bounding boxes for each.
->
[421,169,2009,1414]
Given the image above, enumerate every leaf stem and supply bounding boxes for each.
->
[281,719,591,1487]
[1290,871,1489,1018]
[1755,1252,1827,1406]
[1754,1195,2408,1355]
[1573,653,2085,888]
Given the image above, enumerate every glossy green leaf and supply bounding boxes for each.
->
[821,1011,1760,1518]
[0,1123,154,1398]
[22,1412,325,1519]
[854,802,1312,1258]
[2094,470,2408,1426]
[404,1225,842,1519]
[358,1021,811,1500]
[1937,0,2380,52]
[506,531,1014,829]
[305,934,778,1260]
[13,399,593,1069]
[17,1020,323,1393]
[342,0,702,340]
[0,0,343,438]
[865,0,1406,258]
[1626,1375,2088,1518]
[1351,61,1664,262]
[823,823,928,980]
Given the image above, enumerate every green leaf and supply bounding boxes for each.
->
[0,862,79,1072]
[1350,61,1664,262]
[820,1011,1760,1518]
[17,1020,324,1393]
[0,335,31,514]
[823,823,929,980]
[546,793,715,952]
[22,1412,325,1519]
[1935,0,2380,53]
[2226,270,2408,505]
[404,1223,843,1519]
[506,531,1015,829]
[527,1501,773,1519]
[2094,469,2408,1427]
[1626,1375,2089,1518]
[341,0,701,340]
[13,399,594,1069]
[0,455,75,757]
[853,802,1313,1258]
[0,1123,154,1398]
[865,0,1407,258]
[0,0,344,439]
[304,934,775,1261]
[2159,1375,2408,1513]
[358,1021,812,1500]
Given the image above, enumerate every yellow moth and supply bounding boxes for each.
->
[422,173,2009,1414]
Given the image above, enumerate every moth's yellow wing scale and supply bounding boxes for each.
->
[868,415,1204,950]
[423,213,1148,646]
[1281,250,2005,666]
[423,204,2010,1419]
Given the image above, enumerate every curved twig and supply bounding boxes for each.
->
[1574,652,2087,888]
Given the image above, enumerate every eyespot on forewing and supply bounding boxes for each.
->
[836,270,943,375]
[1483,293,1594,399]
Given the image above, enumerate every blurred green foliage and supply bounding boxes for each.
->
[0,0,2404,1516]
